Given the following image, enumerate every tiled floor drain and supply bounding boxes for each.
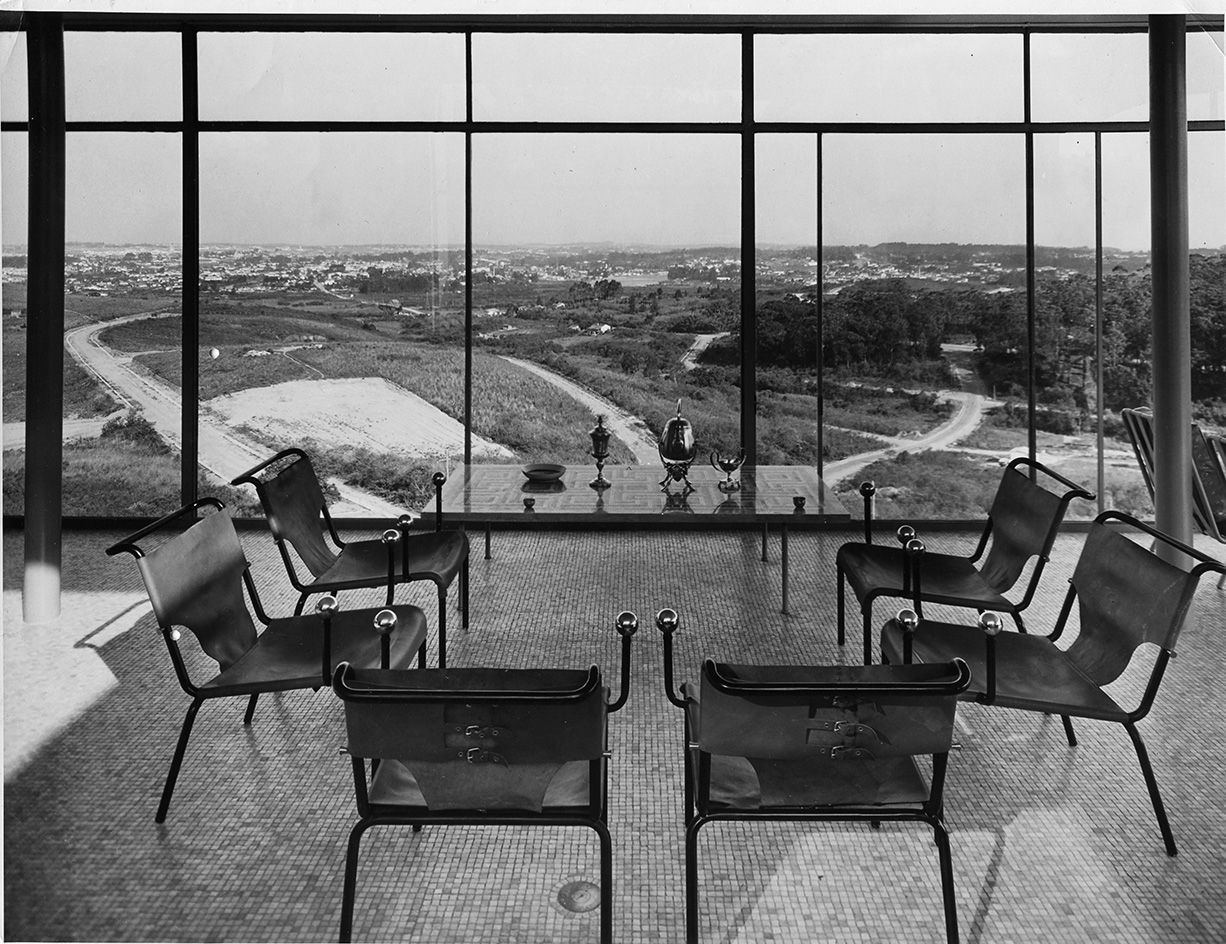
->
[556,880,601,913]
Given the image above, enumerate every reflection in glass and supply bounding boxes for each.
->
[472,33,739,122]
[755,33,1022,123]
[198,132,464,516]
[198,32,465,121]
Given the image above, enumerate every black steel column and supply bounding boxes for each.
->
[740,32,756,463]
[815,132,824,477]
[1094,132,1105,513]
[463,32,473,467]
[182,30,199,506]
[23,15,66,624]
[1148,15,1192,551]
[1023,31,1037,466]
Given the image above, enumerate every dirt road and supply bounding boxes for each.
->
[681,332,730,371]
[498,355,659,464]
[51,312,409,517]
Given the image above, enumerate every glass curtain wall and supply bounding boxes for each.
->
[1,33,28,512]
[6,19,1224,523]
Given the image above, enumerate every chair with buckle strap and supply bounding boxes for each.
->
[837,457,1094,664]
[880,511,1226,856]
[106,498,429,823]
[657,608,971,944]
[331,611,637,943]
[232,446,469,666]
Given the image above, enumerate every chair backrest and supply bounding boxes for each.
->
[335,665,607,812]
[1191,425,1226,541]
[255,453,339,577]
[1122,408,1158,505]
[695,661,968,806]
[136,510,258,671]
[976,460,1073,592]
[1063,518,1209,687]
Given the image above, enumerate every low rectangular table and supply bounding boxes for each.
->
[435,464,850,613]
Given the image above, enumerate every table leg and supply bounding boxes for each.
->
[781,524,789,615]
[761,523,769,562]
[484,523,492,560]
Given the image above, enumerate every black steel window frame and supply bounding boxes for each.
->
[2,11,1222,526]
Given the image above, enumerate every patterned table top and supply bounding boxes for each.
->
[437,464,850,525]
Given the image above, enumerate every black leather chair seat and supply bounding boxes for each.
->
[310,530,468,591]
[881,619,1125,721]
[838,543,1015,612]
[203,605,428,696]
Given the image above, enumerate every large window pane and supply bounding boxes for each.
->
[1188,29,1225,121]
[755,34,1023,122]
[64,32,181,120]
[198,33,465,121]
[1190,132,1225,448]
[198,132,464,516]
[472,33,740,122]
[2,31,27,121]
[2,131,27,514]
[821,134,1025,517]
[471,133,741,478]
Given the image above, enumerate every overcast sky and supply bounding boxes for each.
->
[1,25,1223,249]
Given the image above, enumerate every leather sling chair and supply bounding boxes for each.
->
[331,612,638,944]
[837,456,1094,664]
[880,511,1226,856]
[1123,408,1226,589]
[107,498,428,823]
[232,446,469,667]
[658,608,971,944]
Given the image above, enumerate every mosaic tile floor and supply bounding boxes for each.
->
[4,523,1225,942]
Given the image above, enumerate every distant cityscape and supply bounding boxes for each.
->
[0,242,1168,302]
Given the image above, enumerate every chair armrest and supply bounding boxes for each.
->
[607,611,638,713]
[105,497,225,558]
[979,612,1004,703]
[859,481,876,544]
[656,608,688,709]
[432,472,447,532]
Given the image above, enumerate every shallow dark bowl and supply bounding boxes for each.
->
[522,463,566,483]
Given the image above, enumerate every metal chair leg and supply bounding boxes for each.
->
[294,592,309,616]
[461,557,470,629]
[417,640,427,669]
[339,820,371,943]
[862,607,874,665]
[1126,721,1178,856]
[437,583,447,669]
[157,697,203,824]
[836,565,846,646]
[685,817,703,944]
[1060,714,1077,746]
[243,693,259,726]
[933,821,961,944]
[594,821,613,944]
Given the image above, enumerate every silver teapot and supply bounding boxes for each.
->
[658,399,697,493]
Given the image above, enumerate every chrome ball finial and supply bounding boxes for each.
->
[896,524,917,545]
[860,481,876,498]
[655,608,680,635]
[905,538,926,556]
[615,611,639,637]
[381,528,401,545]
[397,513,415,529]
[372,609,398,636]
[897,608,920,632]
[316,595,339,617]
[432,471,447,488]
[979,612,1004,636]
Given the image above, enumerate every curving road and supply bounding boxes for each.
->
[51,311,405,517]
[498,355,659,464]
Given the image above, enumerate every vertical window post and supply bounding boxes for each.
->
[23,13,66,624]
[182,29,200,507]
[740,31,756,463]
